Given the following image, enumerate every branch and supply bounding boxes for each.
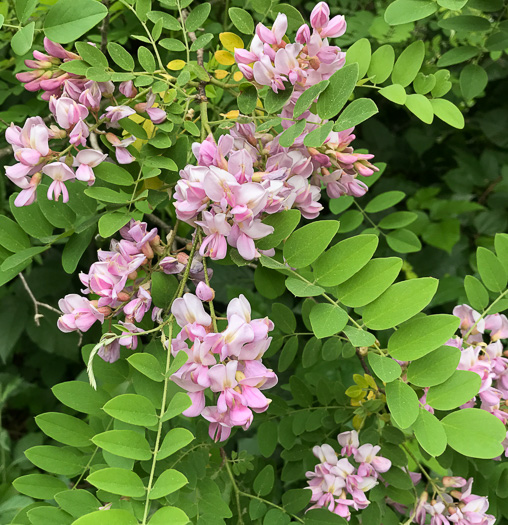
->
[100,0,111,53]
[18,273,62,326]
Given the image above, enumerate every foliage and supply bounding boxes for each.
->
[0,0,508,524]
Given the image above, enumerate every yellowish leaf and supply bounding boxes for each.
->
[233,71,243,82]
[219,32,244,52]
[167,59,186,71]
[225,110,239,119]
[143,177,163,190]
[214,69,229,79]
[214,50,235,66]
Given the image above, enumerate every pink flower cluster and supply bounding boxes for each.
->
[411,477,495,525]
[235,2,346,94]
[305,430,391,520]
[447,305,508,427]
[4,39,166,206]
[169,293,277,442]
[175,121,377,260]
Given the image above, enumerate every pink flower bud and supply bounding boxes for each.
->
[310,2,330,29]
[119,80,137,98]
[196,282,215,302]
[320,15,347,38]
[296,24,311,44]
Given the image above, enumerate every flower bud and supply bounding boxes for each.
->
[117,291,131,302]
[196,281,215,302]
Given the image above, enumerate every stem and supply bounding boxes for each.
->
[222,449,244,524]
[238,491,304,523]
[177,1,191,64]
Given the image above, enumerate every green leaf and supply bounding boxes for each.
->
[363,278,438,330]
[73,510,138,525]
[368,353,402,382]
[385,0,437,25]
[283,489,312,514]
[25,445,85,476]
[158,428,194,459]
[304,508,348,523]
[147,11,180,30]
[278,335,299,372]
[273,3,305,31]
[385,381,419,429]
[441,408,506,458]
[138,46,156,73]
[151,272,178,309]
[84,187,130,204]
[0,215,30,252]
[406,345,461,387]
[43,0,108,43]
[405,94,433,124]
[11,22,35,55]
[438,0,467,7]
[343,326,376,346]
[345,38,371,79]
[238,85,258,114]
[386,229,422,253]
[98,210,131,238]
[317,63,359,120]
[62,226,96,274]
[388,314,460,361]
[258,209,301,250]
[185,2,211,32]
[426,370,481,410]
[335,257,402,307]
[430,99,464,129]
[13,474,67,499]
[285,277,325,297]
[119,117,148,139]
[334,98,378,132]
[293,80,329,118]
[438,15,490,32]
[103,393,158,426]
[412,409,447,456]
[310,303,348,339]
[271,303,296,334]
[378,211,417,230]
[149,469,188,499]
[55,489,102,518]
[190,33,213,51]
[75,41,108,68]
[148,507,189,525]
[365,191,405,213]
[477,247,507,292]
[52,380,109,415]
[413,73,436,95]
[265,86,294,114]
[283,221,339,268]
[94,163,134,187]
[460,64,489,100]
[258,420,278,457]
[391,41,424,87]
[16,0,38,23]
[92,430,152,460]
[254,465,274,497]
[128,353,163,382]
[367,45,395,84]
[437,46,478,67]
[107,42,134,71]
[279,120,307,147]
[35,412,94,447]
[314,234,378,287]
[27,507,73,525]
[379,84,406,105]
[303,121,334,148]
[86,468,145,497]
[464,275,489,311]
[229,7,254,33]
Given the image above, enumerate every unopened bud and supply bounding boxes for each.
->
[142,243,154,259]
[98,306,112,316]
[117,291,131,302]
[196,281,215,302]
[128,271,138,280]
[309,57,321,70]
[177,252,189,265]
[150,234,161,247]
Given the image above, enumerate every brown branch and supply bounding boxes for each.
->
[18,273,62,326]
[100,0,111,54]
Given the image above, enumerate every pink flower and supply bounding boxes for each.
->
[172,293,212,328]
[354,444,391,476]
[52,96,89,129]
[74,149,107,185]
[69,120,89,147]
[119,80,138,98]
[197,211,232,260]
[79,80,103,111]
[106,133,136,164]
[321,15,347,38]
[310,2,330,29]
[103,105,136,125]
[123,287,152,322]
[255,14,287,45]
[196,282,214,302]
[42,162,75,203]
[337,430,359,456]
[202,406,233,442]
[57,294,104,332]
[98,340,121,363]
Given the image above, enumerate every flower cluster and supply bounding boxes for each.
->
[411,476,495,525]
[447,305,508,428]
[4,38,165,206]
[305,430,391,520]
[235,2,346,95]
[170,293,276,442]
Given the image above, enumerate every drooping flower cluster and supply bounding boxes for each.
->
[305,430,391,520]
[170,293,277,442]
[410,476,495,525]
[235,1,346,95]
[4,38,165,206]
[57,220,212,363]
[173,2,378,261]
[447,305,508,428]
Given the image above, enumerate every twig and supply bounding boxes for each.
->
[100,0,111,53]
[18,273,62,326]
